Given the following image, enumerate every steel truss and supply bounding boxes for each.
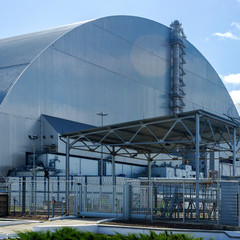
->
[61,110,240,219]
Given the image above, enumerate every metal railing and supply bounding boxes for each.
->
[7,178,76,217]
[6,176,128,217]
[126,179,231,225]
[5,177,240,227]
[150,180,219,223]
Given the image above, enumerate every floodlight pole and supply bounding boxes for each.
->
[97,112,108,180]
[28,135,38,215]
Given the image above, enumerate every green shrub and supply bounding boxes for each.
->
[9,227,210,240]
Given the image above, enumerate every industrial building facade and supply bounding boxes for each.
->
[0,15,238,177]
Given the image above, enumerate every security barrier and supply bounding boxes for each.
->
[5,177,240,227]
[6,176,127,217]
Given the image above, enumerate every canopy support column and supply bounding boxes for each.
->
[112,147,117,213]
[233,128,236,177]
[148,156,152,184]
[65,136,70,214]
[112,147,116,186]
[195,113,200,221]
[148,154,153,221]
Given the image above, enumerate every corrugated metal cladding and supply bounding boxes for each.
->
[0,15,238,176]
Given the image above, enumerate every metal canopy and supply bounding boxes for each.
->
[61,109,239,219]
[61,110,240,159]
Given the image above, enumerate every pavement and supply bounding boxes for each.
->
[0,218,101,239]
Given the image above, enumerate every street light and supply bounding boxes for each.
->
[97,112,108,177]
[28,135,38,215]
[97,112,108,126]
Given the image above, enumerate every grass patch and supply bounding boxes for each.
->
[9,227,210,240]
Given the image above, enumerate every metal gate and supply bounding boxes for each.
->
[75,184,123,218]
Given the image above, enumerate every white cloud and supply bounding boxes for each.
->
[222,74,240,105]
[213,32,240,40]
[219,74,223,80]
[223,73,240,84]
[230,90,240,104]
[231,22,240,29]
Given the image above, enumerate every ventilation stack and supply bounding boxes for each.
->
[169,20,186,114]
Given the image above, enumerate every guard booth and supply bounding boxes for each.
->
[0,182,8,217]
[0,193,8,216]
[221,181,240,226]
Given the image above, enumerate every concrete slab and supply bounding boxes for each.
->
[98,224,240,240]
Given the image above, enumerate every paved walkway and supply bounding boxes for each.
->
[0,218,101,238]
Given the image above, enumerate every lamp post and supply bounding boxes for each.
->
[97,112,108,178]
[28,135,38,215]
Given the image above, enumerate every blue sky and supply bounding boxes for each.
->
[1,0,240,103]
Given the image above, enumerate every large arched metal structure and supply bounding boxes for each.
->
[0,16,238,176]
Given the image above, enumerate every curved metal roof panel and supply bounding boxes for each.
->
[0,20,92,103]
[0,15,237,121]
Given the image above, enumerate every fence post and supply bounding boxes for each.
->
[8,181,11,216]
[62,197,65,216]
[35,177,37,215]
[51,181,54,217]
[183,180,185,224]
[150,183,153,222]
[123,183,130,220]
[84,177,87,212]
[47,177,50,219]
[19,177,21,213]
[79,184,82,216]
[30,177,34,215]
[217,180,220,225]
[100,185,102,212]
[238,181,240,227]
[27,178,31,215]
[22,177,26,214]
[74,181,78,216]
